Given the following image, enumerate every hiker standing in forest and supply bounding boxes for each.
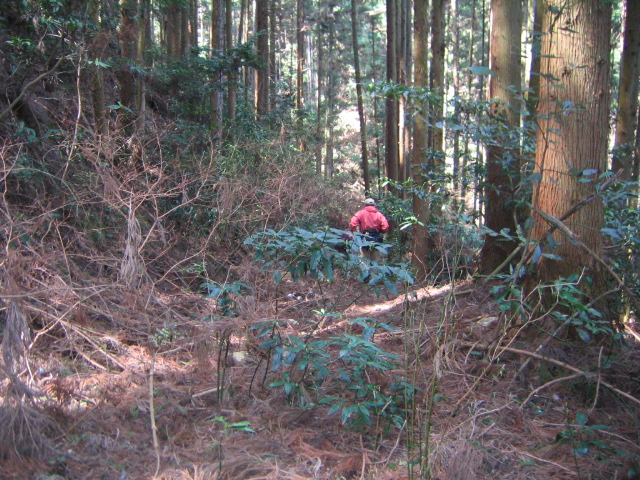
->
[349,198,389,262]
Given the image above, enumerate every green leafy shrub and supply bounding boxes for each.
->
[244,227,414,293]
[252,316,412,430]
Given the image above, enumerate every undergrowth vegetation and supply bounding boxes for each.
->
[2,11,640,479]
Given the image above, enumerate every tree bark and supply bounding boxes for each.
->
[225,0,236,123]
[613,0,640,181]
[88,0,107,137]
[210,0,222,128]
[479,0,522,274]
[269,0,278,112]
[351,0,371,194]
[315,12,326,176]
[530,0,612,283]
[385,0,399,187]
[255,0,269,118]
[412,0,430,280]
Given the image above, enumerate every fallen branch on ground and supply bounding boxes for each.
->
[455,340,640,408]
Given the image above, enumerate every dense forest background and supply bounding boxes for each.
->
[1,0,640,478]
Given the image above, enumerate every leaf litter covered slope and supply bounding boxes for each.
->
[1,253,639,480]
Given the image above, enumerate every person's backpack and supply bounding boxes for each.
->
[362,228,382,244]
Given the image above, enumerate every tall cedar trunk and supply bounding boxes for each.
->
[210,0,222,128]
[397,0,408,187]
[412,0,430,280]
[180,2,190,55]
[613,0,640,181]
[190,0,198,47]
[255,0,269,118]
[296,0,305,148]
[118,0,139,115]
[474,0,489,218]
[88,0,107,137]
[269,0,278,112]
[371,14,383,192]
[135,0,145,123]
[296,0,304,112]
[426,0,445,254]
[325,10,336,178]
[225,0,236,123]
[143,0,152,64]
[238,0,248,108]
[351,0,371,194]
[167,2,181,57]
[527,0,543,117]
[315,14,325,176]
[451,0,461,198]
[385,0,399,186]
[462,0,477,201]
[429,0,445,155]
[530,0,611,283]
[403,0,412,184]
[478,0,522,274]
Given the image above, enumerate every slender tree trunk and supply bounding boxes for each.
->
[225,0,236,123]
[479,0,522,274]
[386,0,399,186]
[474,0,488,220]
[143,0,152,64]
[117,0,140,121]
[269,0,278,111]
[371,13,383,193]
[255,0,269,118]
[526,0,543,118]
[88,0,107,137]
[397,0,408,188]
[181,2,190,55]
[613,0,640,181]
[429,0,445,155]
[315,14,325,176]
[325,10,336,178]
[191,0,198,47]
[351,0,371,194]
[412,0,430,280]
[210,0,222,128]
[295,0,305,147]
[462,0,477,202]
[530,0,612,284]
[451,0,461,199]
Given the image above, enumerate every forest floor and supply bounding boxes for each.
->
[1,254,640,480]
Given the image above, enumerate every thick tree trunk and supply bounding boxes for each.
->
[479,0,522,275]
[412,0,430,280]
[530,0,612,283]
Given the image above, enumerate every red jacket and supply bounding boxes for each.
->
[349,206,390,233]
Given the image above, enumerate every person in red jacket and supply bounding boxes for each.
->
[349,198,390,261]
